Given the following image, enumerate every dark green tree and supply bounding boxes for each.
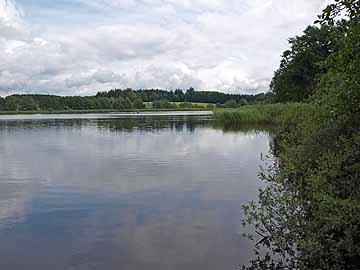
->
[133,98,145,109]
[316,0,360,26]
[271,24,344,102]
[4,96,39,111]
[113,97,126,110]
[0,97,4,111]
[152,99,176,109]
[224,99,238,108]
[174,89,185,102]
[96,88,259,104]
[238,98,249,106]
[4,97,18,111]
[123,97,133,109]
[243,2,360,269]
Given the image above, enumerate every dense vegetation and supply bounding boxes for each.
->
[0,89,274,112]
[241,1,360,269]
[96,87,273,104]
[214,103,310,125]
[270,23,345,102]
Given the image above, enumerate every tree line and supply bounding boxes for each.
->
[0,94,143,111]
[96,87,273,104]
[0,89,274,111]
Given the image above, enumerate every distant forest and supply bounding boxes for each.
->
[0,88,274,111]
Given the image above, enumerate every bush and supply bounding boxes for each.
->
[224,99,238,108]
[242,20,360,270]
[133,98,145,109]
[178,102,193,108]
[152,100,177,109]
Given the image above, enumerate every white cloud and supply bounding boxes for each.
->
[0,0,330,96]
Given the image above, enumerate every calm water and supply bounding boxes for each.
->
[0,112,270,270]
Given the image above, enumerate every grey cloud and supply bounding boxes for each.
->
[65,70,126,88]
[0,0,330,96]
[92,70,124,84]
[131,63,203,90]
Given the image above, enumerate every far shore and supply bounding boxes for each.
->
[0,107,213,115]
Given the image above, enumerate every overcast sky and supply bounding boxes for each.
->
[0,0,331,96]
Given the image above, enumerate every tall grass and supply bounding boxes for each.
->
[213,103,311,125]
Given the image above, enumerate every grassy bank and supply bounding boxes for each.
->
[213,103,311,125]
[0,107,210,115]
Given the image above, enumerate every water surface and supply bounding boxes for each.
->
[0,113,270,270]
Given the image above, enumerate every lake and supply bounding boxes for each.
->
[0,112,271,270]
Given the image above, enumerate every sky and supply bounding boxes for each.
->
[0,0,331,96]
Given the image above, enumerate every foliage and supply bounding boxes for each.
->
[112,97,125,110]
[96,87,269,105]
[270,24,345,102]
[133,98,145,109]
[316,0,360,26]
[123,97,133,109]
[0,89,274,112]
[3,95,39,111]
[253,92,276,104]
[152,99,177,109]
[224,99,238,108]
[242,3,360,269]
[178,102,194,108]
[239,98,249,106]
[0,97,4,111]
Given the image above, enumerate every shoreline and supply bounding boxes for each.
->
[0,107,211,116]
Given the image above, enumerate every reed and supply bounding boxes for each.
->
[213,103,310,125]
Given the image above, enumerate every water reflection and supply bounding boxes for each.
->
[0,115,210,134]
[0,114,270,270]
